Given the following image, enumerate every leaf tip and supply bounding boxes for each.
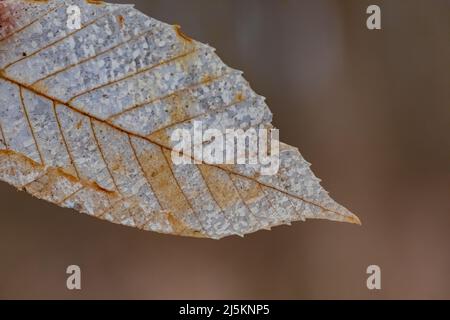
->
[344,213,362,226]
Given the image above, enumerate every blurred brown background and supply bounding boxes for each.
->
[0,0,449,299]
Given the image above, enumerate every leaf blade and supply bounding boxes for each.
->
[0,0,360,239]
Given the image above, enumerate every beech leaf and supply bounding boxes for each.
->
[0,0,360,239]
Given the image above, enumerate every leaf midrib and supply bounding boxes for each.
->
[0,70,350,220]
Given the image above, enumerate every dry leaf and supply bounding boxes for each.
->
[0,0,360,239]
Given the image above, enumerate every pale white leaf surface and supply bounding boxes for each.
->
[0,0,359,239]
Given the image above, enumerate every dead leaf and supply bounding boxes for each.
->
[0,0,360,239]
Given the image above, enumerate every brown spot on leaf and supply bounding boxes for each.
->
[86,0,105,5]
[197,165,241,210]
[116,15,125,28]
[134,146,192,216]
[0,149,118,201]
[174,25,193,43]
[30,81,48,95]
[0,149,42,169]
[167,212,185,233]
[147,130,171,148]
[167,94,188,124]
[25,167,80,203]
[75,119,83,130]
[167,212,205,238]
[236,91,245,102]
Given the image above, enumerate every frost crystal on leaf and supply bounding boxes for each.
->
[0,0,359,239]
